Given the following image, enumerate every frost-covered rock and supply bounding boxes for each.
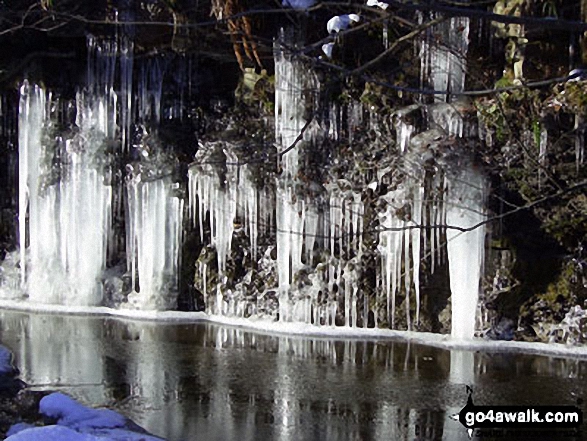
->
[549,305,587,345]
[326,14,360,34]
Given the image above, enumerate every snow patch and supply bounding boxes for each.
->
[282,0,316,9]
[366,0,389,10]
[327,14,360,34]
[6,392,164,441]
[322,42,334,58]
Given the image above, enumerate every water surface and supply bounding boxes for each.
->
[0,310,584,440]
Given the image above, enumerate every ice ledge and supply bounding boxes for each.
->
[0,300,585,359]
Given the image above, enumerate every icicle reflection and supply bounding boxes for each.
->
[1,311,586,441]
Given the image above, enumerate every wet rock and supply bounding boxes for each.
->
[484,317,516,341]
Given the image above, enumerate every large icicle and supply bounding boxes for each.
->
[420,16,470,101]
[274,38,320,323]
[411,185,424,325]
[446,167,486,340]
[126,175,183,310]
[18,82,45,288]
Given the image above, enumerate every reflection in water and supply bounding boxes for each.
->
[0,311,585,441]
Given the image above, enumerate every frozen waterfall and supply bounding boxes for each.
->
[446,167,486,340]
[12,34,187,309]
[18,83,112,306]
[7,18,489,342]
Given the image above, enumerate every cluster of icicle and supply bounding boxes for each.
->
[189,32,488,339]
[126,175,184,309]
[188,46,369,326]
[419,13,470,100]
[381,105,487,337]
[189,146,274,316]
[15,35,185,308]
[18,82,112,306]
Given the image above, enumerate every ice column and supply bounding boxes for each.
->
[126,175,183,310]
[446,167,486,340]
[274,44,319,322]
[18,85,113,306]
[18,82,45,288]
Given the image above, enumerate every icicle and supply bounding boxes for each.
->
[420,16,470,101]
[539,127,547,188]
[575,114,584,172]
[18,82,45,287]
[305,207,319,264]
[446,166,486,340]
[126,175,183,310]
[403,223,411,330]
[120,37,134,152]
[411,185,423,325]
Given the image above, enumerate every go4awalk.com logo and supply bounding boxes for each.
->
[452,386,583,438]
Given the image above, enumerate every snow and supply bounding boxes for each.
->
[327,14,360,34]
[7,425,100,441]
[282,0,315,9]
[321,42,334,58]
[366,0,389,10]
[6,393,164,441]
[0,345,16,375]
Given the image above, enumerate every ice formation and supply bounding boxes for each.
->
[446,167,486,340]
[419,15,470,100]
[182,23,487,339]
[126,175,184,310]
[274,46,324,323]
[9,11,488,341]
[18,83,112,306]
[14,34,186,309]
[189,145,274,316]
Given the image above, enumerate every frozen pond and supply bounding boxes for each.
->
[0,310,585,440]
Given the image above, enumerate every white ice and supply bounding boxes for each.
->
[126,175,184,310]
[446,167,486,340]
[18,84,112,307]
